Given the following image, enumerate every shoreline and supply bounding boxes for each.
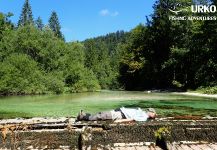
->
[173,92,217,99]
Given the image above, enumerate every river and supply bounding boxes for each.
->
[0,91,217,119]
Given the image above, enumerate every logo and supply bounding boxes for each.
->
[191,5,217,13]
[166,1,217,14]
[161,1,190,14]
[167,1,217,21]
[168,3,188,14]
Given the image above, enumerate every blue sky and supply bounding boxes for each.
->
[0,0,156,41]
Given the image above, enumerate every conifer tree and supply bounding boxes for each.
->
[18,0,34,26]
[35,17,44,30]
[48,11,64,40]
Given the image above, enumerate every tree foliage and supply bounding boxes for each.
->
[35,16,44,30]
[0,13,100,95]
[1,0,217,95]
[0,53,46,95]
[18,0,34,26]
[0,12,14,41]
[117,0,216,91]
[48,11,64,40]
[83,31,128,89]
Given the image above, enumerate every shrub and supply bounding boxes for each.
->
[197,86,217,94]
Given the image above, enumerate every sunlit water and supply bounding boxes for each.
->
[0,91,217,119]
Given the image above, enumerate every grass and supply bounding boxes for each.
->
[0,91,217,119]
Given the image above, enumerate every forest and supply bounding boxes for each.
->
[0,0,217,96]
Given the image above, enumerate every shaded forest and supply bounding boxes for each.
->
[0,0,217,95]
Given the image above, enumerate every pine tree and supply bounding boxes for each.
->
[48,11,64,40]
[18,0,34,26]
[35,17,44,30]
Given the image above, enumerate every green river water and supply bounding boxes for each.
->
[0,91,217,119]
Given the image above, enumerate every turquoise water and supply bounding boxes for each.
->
[0,91,216,119]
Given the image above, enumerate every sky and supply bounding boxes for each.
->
[0,0,156,42]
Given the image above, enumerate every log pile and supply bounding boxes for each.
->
[0,117,217,149]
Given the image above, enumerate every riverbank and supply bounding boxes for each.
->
[174,92,217,99]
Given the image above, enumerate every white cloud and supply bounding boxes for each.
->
[99,9,119,17]
[100,9,110,16]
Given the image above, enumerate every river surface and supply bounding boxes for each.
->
[0,91,217,119]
